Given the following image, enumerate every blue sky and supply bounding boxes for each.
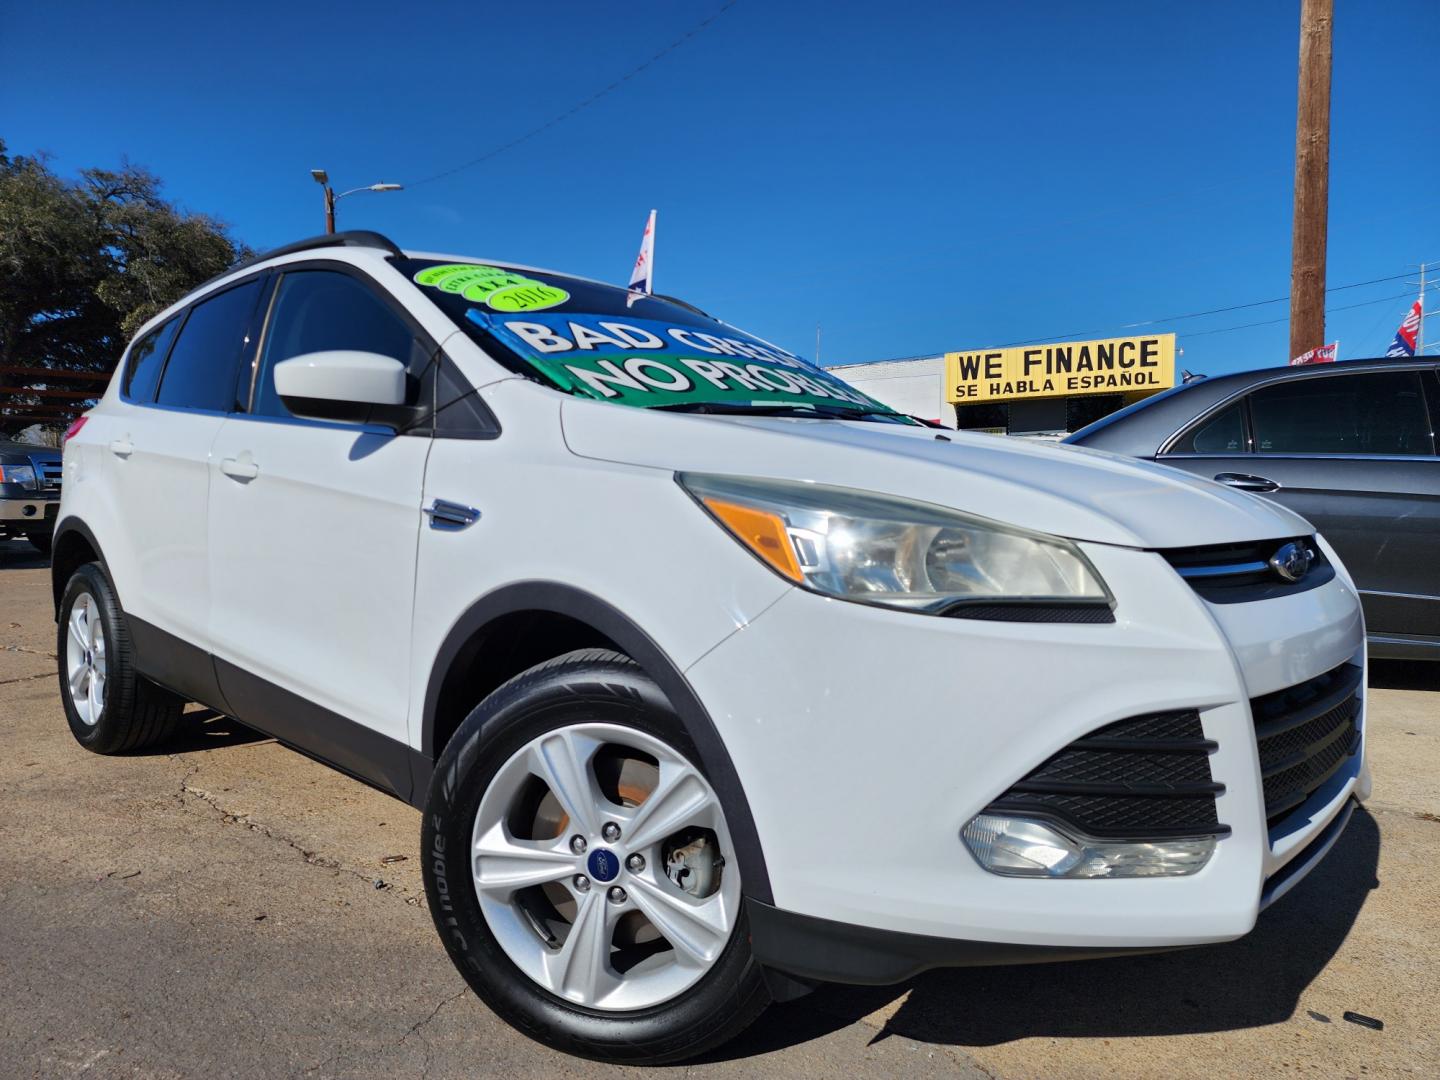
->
[3,0,1436,374]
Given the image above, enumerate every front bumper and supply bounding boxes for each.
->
[686,539,1366,975]
[748,797,1361,985]
[0,495,60,525]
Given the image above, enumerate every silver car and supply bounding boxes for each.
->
[1067,357,1440,660]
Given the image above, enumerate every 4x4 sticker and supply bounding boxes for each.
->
[468,310,897,415]
[415,264,569,312]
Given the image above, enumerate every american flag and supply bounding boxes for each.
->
[1385,296,1422,357]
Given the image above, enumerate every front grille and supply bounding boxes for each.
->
[983,710,1227,840]
[1251,663,1362,825]
[1158,536,1333,603]
[37,461,62,491]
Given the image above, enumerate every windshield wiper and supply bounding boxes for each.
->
[649,402,910,423]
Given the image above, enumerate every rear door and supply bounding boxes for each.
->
[104,277,265,659]
[1160,368,1440,640]
[205,265,434,792]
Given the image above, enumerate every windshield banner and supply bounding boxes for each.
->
[467,310,886,412]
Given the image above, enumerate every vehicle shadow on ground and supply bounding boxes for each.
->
[153,708,270,753]
[0,538,50,570]
[717,809,1381,1059]
[1369,659,1440,692]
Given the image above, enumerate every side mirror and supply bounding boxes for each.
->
[273,351,408,426]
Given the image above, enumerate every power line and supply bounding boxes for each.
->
[1000,267,1428,347]
[406,2,739,189]
[1115,269,1428,330]
[1181,290,1417,338]
[849,260,1440,367]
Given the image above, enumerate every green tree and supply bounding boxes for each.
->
[0,139,249,435]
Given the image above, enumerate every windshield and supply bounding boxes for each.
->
[397,257,911,423]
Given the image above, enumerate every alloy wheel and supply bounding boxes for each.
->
[65,592,107,727]
[471,722,740,1011]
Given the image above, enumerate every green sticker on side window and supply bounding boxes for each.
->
[415,263,568,312]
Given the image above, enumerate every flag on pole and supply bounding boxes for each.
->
[1290,342,1338,366]
[1385,296,1422,357]
[628,210,656,294]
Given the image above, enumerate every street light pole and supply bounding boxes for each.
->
[310,170,402,234]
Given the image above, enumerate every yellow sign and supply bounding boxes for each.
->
[945,334,1176,404]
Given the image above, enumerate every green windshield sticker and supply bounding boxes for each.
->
[415,264,568,312]
[483,282,571,312]
[415,264,493,288]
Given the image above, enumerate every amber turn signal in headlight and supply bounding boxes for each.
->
[700,497,804,582]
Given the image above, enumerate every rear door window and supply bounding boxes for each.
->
[123,316,182,402]
[1249,371,1435,456]
[250,269,424,419]
[156,279,264,412]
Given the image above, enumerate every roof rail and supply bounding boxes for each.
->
[246,230,403,263]
[182,231,404,303]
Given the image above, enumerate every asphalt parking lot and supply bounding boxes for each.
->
[1,542,1436,1078]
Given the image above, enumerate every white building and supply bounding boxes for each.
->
[824,357,954,427]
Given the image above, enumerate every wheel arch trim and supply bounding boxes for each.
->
[421,580,773,904]
[51,516,113,616]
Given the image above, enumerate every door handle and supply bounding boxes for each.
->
[221,456,260,482]
[424,499,481,531]
[109,438,133,458]
[1214,472,1280,493]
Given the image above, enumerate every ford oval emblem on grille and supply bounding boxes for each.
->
[1269,541,1314,583]
[587,848,619,883]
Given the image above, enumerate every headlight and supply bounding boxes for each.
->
[677,473,1111,615]
[0,464,38,491]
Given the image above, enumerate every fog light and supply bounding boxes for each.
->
[962,813,1216,878]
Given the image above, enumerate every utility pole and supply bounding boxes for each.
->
[1288,0,1333,362]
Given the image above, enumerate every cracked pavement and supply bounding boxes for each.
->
[1,543,1436,1077]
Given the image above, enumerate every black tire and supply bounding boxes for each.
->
[56,562,185,754]
[422,648,770,1064]
[25,528,52,556]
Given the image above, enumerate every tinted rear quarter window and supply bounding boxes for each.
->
[1174,402,1246,454]
[123,316,182,402]
[1250,371,1434,455]
[156,278,264,412]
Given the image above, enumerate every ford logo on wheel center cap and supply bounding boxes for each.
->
[1269,541,1314,583]
[587,848,620,883]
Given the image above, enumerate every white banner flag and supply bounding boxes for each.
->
[628,209,656,294]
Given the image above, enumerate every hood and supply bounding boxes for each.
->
[0,440,60,463]
[559,400,1313,549]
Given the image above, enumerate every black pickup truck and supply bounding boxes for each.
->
[0,439,63,554]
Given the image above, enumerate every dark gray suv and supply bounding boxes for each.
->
[1067,357,1440,660]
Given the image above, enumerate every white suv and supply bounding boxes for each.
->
[54,231,1369,1063]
